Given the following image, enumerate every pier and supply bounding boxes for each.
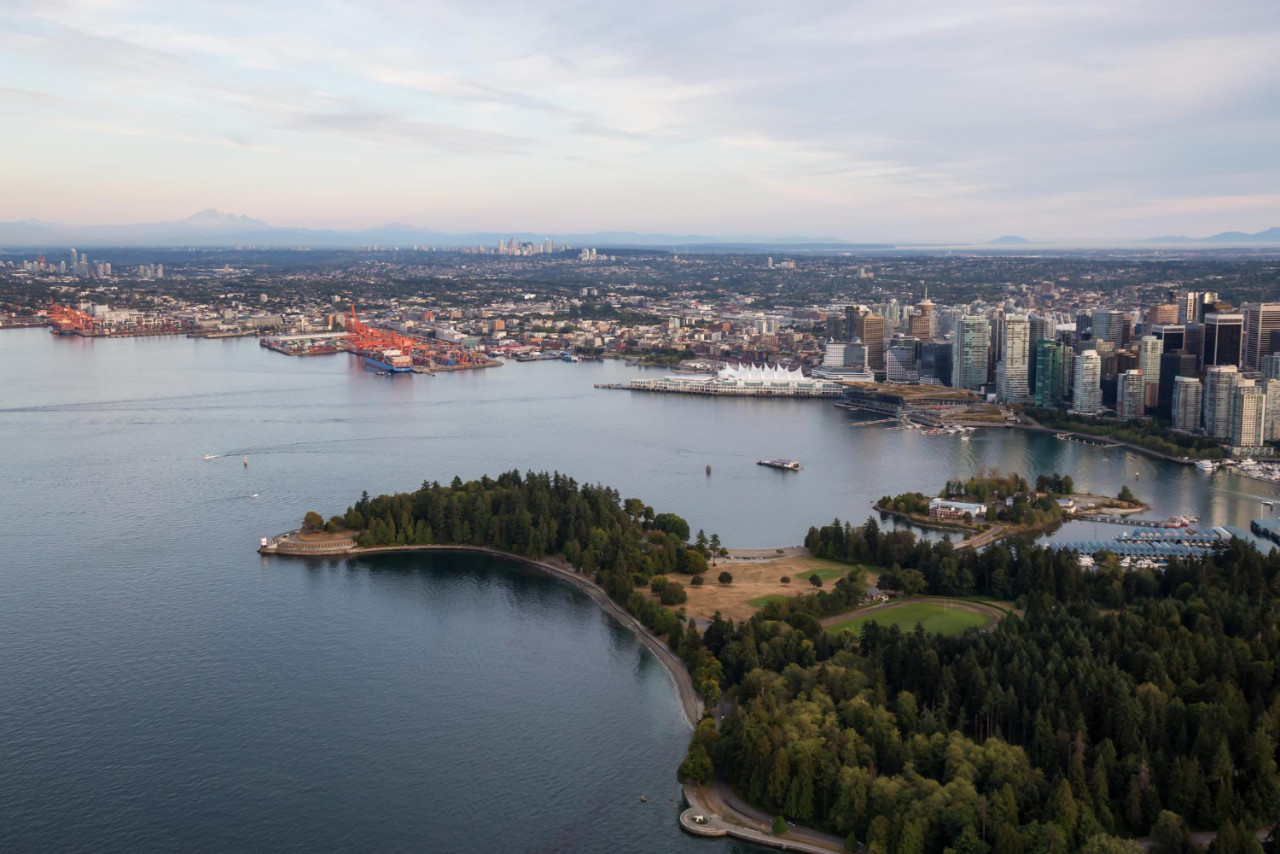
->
[1055,432,1122,449]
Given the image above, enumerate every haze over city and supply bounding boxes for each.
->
[2,0,1278,242]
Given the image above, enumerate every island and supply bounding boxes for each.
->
[263,471,1280,854]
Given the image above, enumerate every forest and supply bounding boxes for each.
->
[325,473,1280,853]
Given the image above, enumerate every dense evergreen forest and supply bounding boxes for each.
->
[325,473,1280,853]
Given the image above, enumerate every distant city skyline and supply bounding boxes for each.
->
[1,0,1277,241]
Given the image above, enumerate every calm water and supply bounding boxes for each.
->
[1,330,1275,852]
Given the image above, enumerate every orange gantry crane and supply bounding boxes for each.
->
[346,304,488,370]
[47,300,100,336]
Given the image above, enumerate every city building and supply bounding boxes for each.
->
[1091,310,1128,348]
[1203,313,1245,368]
[1266,379,1280,442]
[1230,381,1265,449]
[1146,304,1179,327]
[1203,365,1239,439]
[1035,340,1070,407]
[1072,349,1102,414]
[1242,303,1280,372]
[1157,351,1197,420]
[1138,335,1162,411]
[951,315,990,390]
[1172,376,1203,431]
[856,311,886,372]
[1117,369,1147,419]
[1264,352,1280,382]
[995,315,1031,403]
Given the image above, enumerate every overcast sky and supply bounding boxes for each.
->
[1,0,1277,241]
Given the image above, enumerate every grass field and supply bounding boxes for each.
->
[827,599,994,637]
[747,594,791,608]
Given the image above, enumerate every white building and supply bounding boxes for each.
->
[1172,376,1203,431]
[1072,350,1102,414]
[1230,380,1265,448]
[1117,369,1146,419]
[995,315,1031,403]
[1138,335,1162,410]
[1203,365,1239,440]
[626,363,845,397]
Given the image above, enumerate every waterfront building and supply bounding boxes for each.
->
[1035,340,1070,407]
[1117,369,1147,419]
[622,363,845,397]
[1072,349,1102,415]
[929,498,987,521]
[951,315,990,390]
[996,315,1031,404]
[1266,379,1280,441]
[1242,303,1280,372]
[1172,376,1203,431]
[1203,313,1245,368]
[1157,351,1197,420]
[885,341,919,383]
[1138,335,1162,411]
[1203,365,1239,439]
[1230,381,1265,449]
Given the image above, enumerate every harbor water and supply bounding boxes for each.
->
[1,329,1276,852]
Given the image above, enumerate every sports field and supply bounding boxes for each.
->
[826,598,999,636]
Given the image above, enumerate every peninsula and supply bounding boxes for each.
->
[265,471,1280,854]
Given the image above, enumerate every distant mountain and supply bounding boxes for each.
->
[1141,227,1280,245]
[990,235,1033,245]
[0,211,862,249]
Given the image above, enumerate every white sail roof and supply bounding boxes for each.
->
[717,362,807,382]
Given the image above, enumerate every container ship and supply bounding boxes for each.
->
[362,348,413,373]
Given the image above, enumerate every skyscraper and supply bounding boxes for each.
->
[1242,303,1280,372]
[1035,340,1069,407]
[1172,377,1203,431]
[1203,313,1245,368]
[1230,381,1265,448]
[1146,304,1178,327]
[857,311,886,372]
[1138,335,1162,412]
[1264,352,1280,382]
[1157,351,1197,420]
[1266,379,1280,442]
[996,315,1031,404]
[1203,365,1239,439]
[1117,369,1146,419]
[1179,291,1200,324]
[1072,350,1102,414]
[1091,310,1128,348]
[951,315,991,390]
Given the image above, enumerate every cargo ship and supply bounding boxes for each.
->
[362,348,413,373]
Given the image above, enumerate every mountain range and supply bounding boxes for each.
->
[0,210,1277,249]
[0,210,858,250]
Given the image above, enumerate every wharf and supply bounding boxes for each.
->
[1055,432,1122,449]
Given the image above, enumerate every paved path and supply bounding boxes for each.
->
[681,783,849,853]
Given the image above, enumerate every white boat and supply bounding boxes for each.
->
[1195,460,1216,472]
[203,454,214,461]
[961,436,971,442]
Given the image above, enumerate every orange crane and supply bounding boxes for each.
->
[346,304,487,370]
[47,300,99,335]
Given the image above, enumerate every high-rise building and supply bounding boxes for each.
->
[1072,350,1102,414]
[1028,314,1052,344]
[1172,377,1203,431]
[1117,369,1146,419]
[996,315,1031,404]
[1179,291,1200,324]
[908,293,936,341]
[1203,313,1245,368]
[919,343,952,386]
[1152,324,1185,353]
[1265,379,1280,442]
[1230,381,1265,448]
[951,315,991,390]
[1157,351,1197,420]
[857,311,886,372]
[1263,352,1280,382]
[1146,304,1179,327]
[1035,340,1070,407]
[1203,365,1239,439]
[1138,335,1162,411]
[1242,303,1280,372]
[886,340,919,383]
[1091,310,1128,348]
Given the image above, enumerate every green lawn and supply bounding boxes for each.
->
[748,594,792,608]
[827,600,993,637]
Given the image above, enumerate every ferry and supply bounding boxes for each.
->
[758,458,803,471]
[1195,460,1217,472]
[560,351,582,363]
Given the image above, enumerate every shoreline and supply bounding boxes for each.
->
[1008,422,1203,466]
[263,541,704,727]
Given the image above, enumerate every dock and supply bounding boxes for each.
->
[1055,432,1122,449]
[1050,525,1252,560]
[1252,518,1280,546]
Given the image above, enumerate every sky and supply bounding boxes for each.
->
[1,0,1278,242]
